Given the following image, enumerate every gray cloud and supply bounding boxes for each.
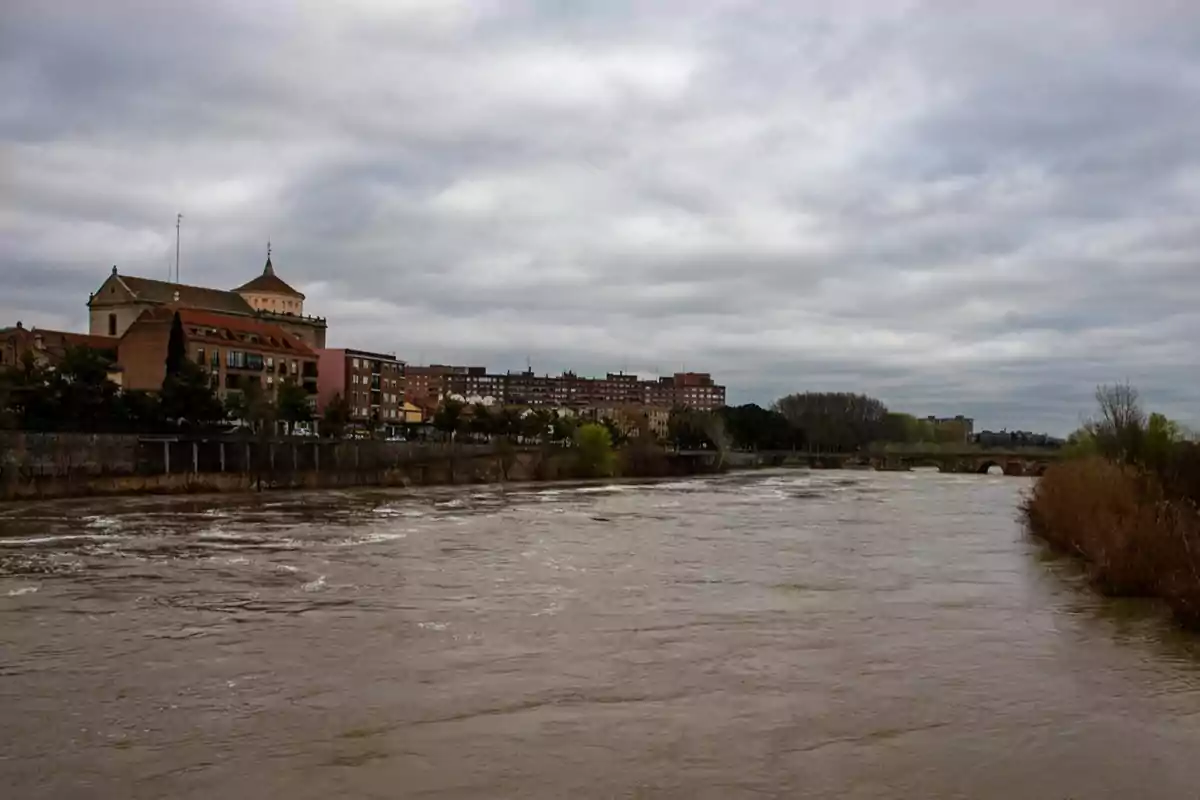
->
[4,0,1200,434]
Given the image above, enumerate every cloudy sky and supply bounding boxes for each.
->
[5,0,1200,434]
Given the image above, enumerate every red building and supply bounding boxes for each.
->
[317,348,405,426]
[1,322,118,371]
[117,307,318,402]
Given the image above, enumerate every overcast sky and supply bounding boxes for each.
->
[5,0,1200,434]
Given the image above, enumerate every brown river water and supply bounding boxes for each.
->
[2,470,1200,799]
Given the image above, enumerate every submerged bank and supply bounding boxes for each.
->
[1022,456,1200,629]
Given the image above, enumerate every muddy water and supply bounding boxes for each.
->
[2,470,1199,799]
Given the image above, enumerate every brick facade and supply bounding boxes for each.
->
[317,348,405,426]
[117,307,318,403]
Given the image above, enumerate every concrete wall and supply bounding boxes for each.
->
[88,274,149,338]
[0,435,572,500]
[89,304,150,339]
[0,434,721,501]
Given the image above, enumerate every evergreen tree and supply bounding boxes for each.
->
[322,393,351,438]
[276,379,313,434]
[165,311,187,377]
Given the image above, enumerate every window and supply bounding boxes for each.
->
[291,360,298,375]
[107,313,117,336]
[352,358,360,369]
[197,347,205,365]
[226,350,248,369]
[267,375,274,387]
[266,356,273,370]
[211,349,219,371]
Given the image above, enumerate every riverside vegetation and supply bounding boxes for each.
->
[1022,383,1200,629]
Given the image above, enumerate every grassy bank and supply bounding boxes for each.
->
[1022,412,1200,629]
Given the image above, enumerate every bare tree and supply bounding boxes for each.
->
[1093,382,1145,462]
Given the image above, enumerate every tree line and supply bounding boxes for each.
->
[667,392,985,453]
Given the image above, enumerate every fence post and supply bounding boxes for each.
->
[163,440,170,475]
[354,444,360,470]
[269,443,275,472]
[245,444,251,474]
[220,442,226,472]
[292,444,297,472]
[192,441,199,475]
[314,442,320,472]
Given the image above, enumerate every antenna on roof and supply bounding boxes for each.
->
[175,212,183,284]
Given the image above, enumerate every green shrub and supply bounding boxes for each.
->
[574,423,614,478]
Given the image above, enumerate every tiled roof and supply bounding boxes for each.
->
[233,257,305,298]
[131,307,316,357]
[57,331,120,351]
[117,275,255,315]
[179,309,317,357]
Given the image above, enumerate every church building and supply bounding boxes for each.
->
[86,250,327,349]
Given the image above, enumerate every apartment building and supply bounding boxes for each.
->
[443,366,504,404]
[643,372,726,411]
[317,348,405,424]
[404,364,727,413]
[405,364,481,405]
[117,307,318,401]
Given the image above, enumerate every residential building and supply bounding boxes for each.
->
[87,252,327,349]
[405,364,728,414]
[404,364,494,406]
[643,372,726,411]
[117,307,318,402]
[1,322,122,384]
[646,407,671,440]
[317,348,406,426]
[503,370,557,407]
[401,401,424,424]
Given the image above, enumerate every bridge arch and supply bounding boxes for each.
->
[977,460,1003,475]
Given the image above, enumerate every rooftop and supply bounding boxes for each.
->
[233,255,305,299]
[100,272,256,316]
[128,307,316,357]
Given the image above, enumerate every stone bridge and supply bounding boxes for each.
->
[728,448,1061,476]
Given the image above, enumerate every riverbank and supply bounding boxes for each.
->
[1022,456,1200,629]
[0,432,724,501]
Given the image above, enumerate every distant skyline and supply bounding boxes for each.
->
[6,1,1200,436]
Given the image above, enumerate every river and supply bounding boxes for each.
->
[2,470,1199,799]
